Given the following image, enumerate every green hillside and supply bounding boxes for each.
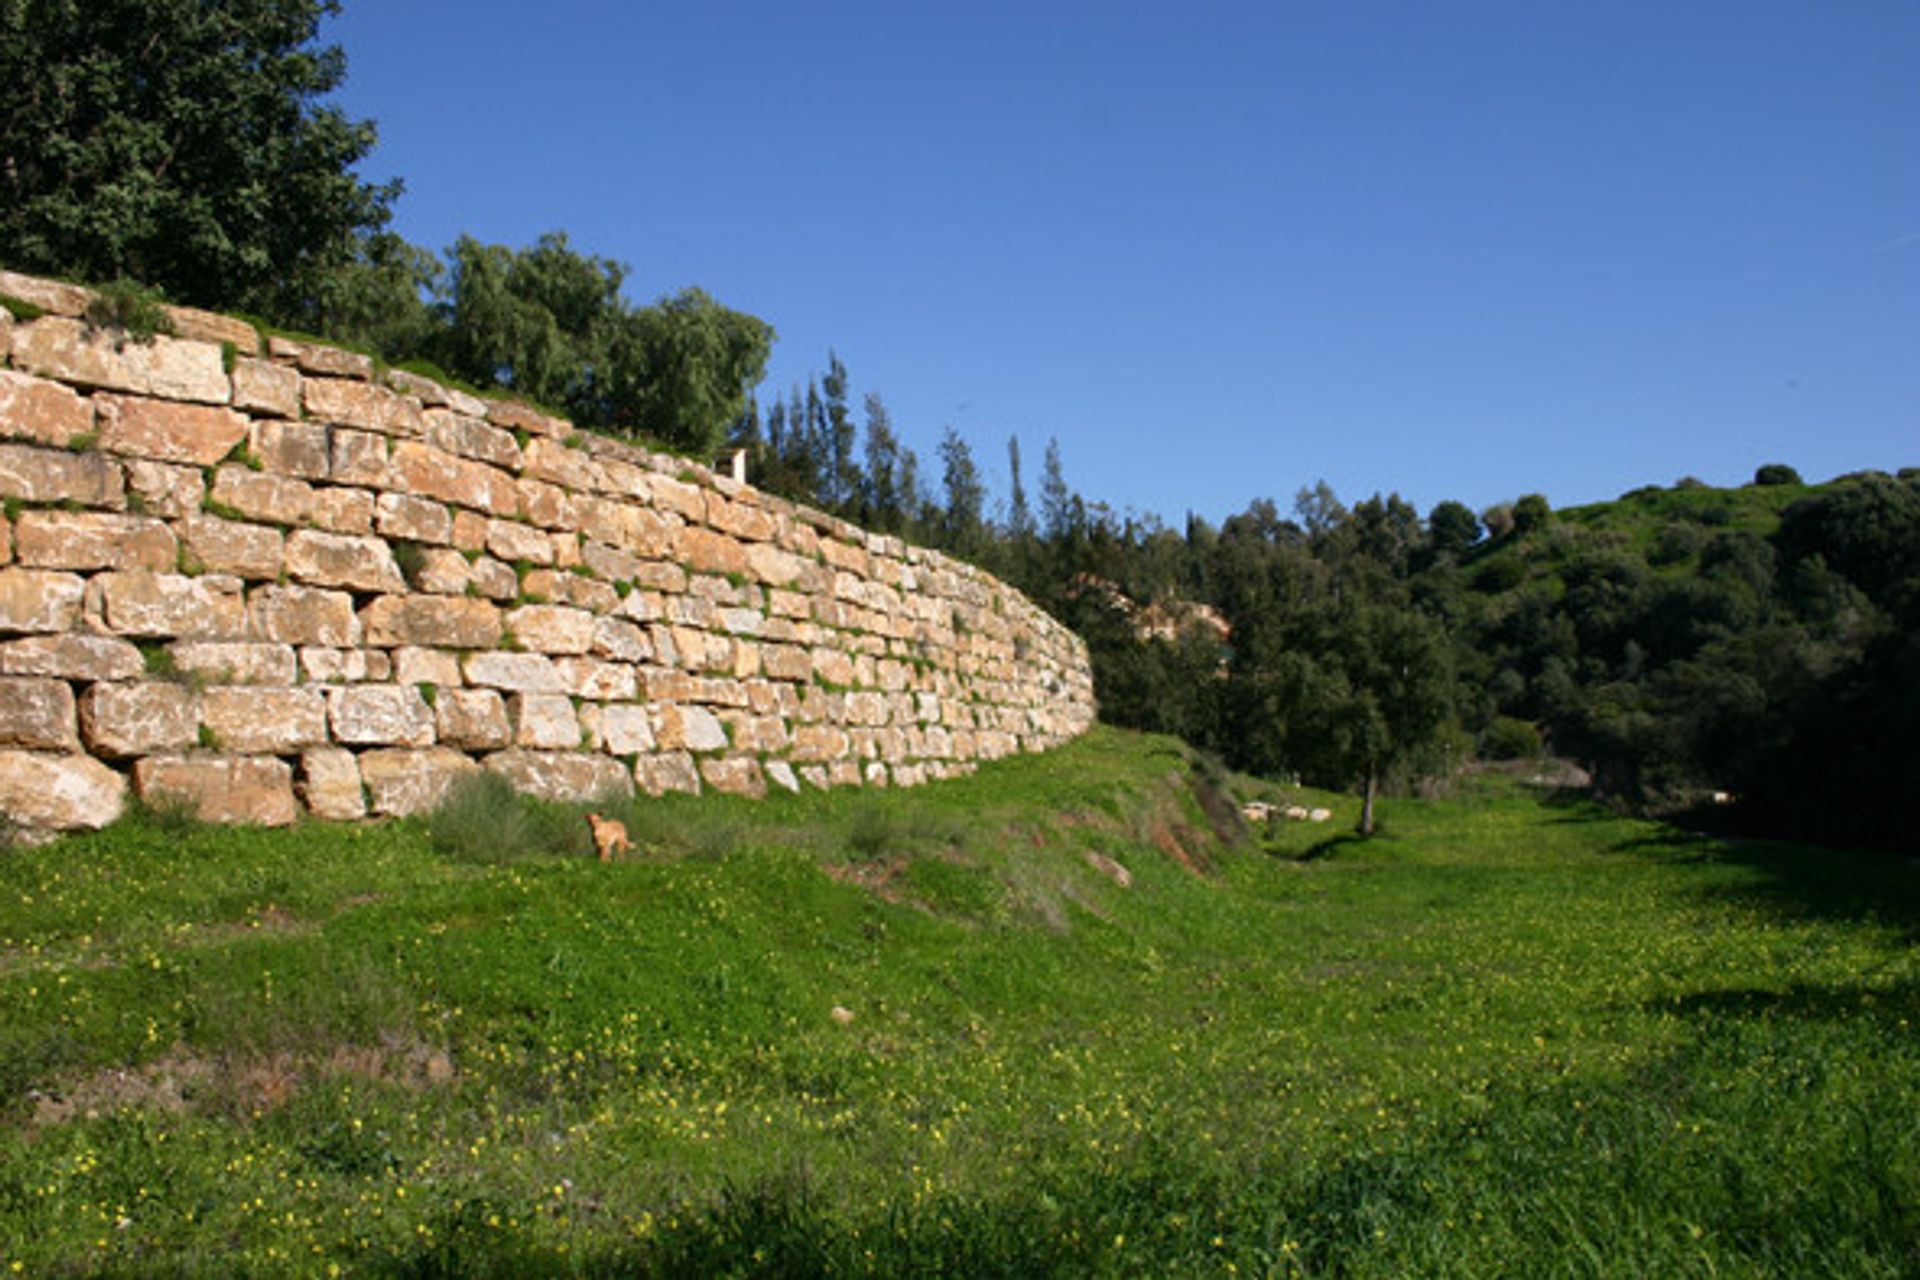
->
[3,728,1915,1275]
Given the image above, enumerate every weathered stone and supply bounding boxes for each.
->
[389,441,517,515]
[509,692,579,749]
[470,557,519,600]
[329,684,435,746]
[791,724,850,762]
[12,318,228,403]
[200,686,329,753]
[0,442,126,507]
[231,357,303,418]
[0,569,85,633]
[410,547,472,595]
[423,409,521,469]
[521,437,596,491]
[162,305,260,352]
[392,647,463,687]
[485,517,553,565]
[515,478,575,529]
[0,271,92,316]
[358,747,478,817]
[79,683,198,757]
[590,616,649,663]
[304,377,423,435]
[705,492,777,542]
[462,650,565,693]
[555,657,636,701]
[283,530,406,593]
[135,754,297,826]
[308,485,375,535]
[96,572,247,639]
[167,641,297,686]
[124,460,202,517]
[299,647,374,683]
[95,394,246,463]
[765,760,800,793]
[359,595,501,649]
[249,418,330,478]
[597,703,655,755]
[12,510,171,572]
[0,633,142,681]
[209,466,314,525]
[181,513,282,579]
[435,688,511,750]
[635,751,701,796]
[503,604,593,655]
[0,369,93,447]
[0,749,126,829]
[653,703,729,753]
[268,334,372,379]
[300,747,365,820]
[249,584,358,646]
[486,749,633,805]
[700,756,766,798]
[330,429,389,485]
[0,677,78,749]
[649,473,705,520]
[720,712,788,754]
[485,399,569,437]
[375,492,453,544]
[677,526,750,578]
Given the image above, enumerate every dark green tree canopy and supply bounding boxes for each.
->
[0,0,397,316]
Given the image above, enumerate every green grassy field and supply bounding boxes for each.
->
[2,728,1915,1276]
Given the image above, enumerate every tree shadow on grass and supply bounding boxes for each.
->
[1646,976,1920,1025]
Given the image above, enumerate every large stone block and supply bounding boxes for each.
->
[95,395,247,464]
[15,509,175,572]
[597,703,655,755]
[423,409,521,470]
[506,692,578,750]
[303,377,423,435]
[0,569,86,632]
[0,633,143,681]
[200,686,329,753]
[555,657,636,701]
[11,318,228,404]
[0,749,126,830]
[435,688,511,750]
[699,756,767,798]
[392,646,462,687]
[374,492,453,545]
[0,271,91,316]
[653,703,729,753]
[0,369,93,447]
[0,677,78,749]
[249,584,358,646]
[515,478,575,529]
[486,748,633,805]
[389,441,518,516]
[359,595,501,649]
[328,684,435,746]
[267,334,372,379]
[0,442,126,507]
[181,513,282,579]
[161,305,260,353]
[503,604,593,655]
[79,682,199,757]
[358,747,478,817]
[248,418,330,478]
[123,460,203,518]
[484,517,553,565]
[330,429,389,486]
[208,466,314,526]
[635,751,701,796]
[167,641,298,686]
[134,754,296,826]
[283,530,406,593]
[462,651,565,693]
[299,747,365,820]
[231,357,302,419]
[308,485,375,536]
[95,571,247,639]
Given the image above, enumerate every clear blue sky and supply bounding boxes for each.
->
[324,1,1917,528]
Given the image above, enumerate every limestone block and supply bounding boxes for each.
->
[705,492,777,542]
[485,517,553,566]
[200,686,329,753]
[96,571,247,639]
[0,369,93,447]
[515,478,574,529]
[466,557,517,601]
[392,646,463,687]
[161,305,260,352]
[0,442,126,507]
[283,529,406,593]
[0,677,78,749]
[411,547,472,595]
[181,513,282,579]
[0,569,85,633]
[555,657,636,701]
[700,756,766,798]
[451,509,489,552]
[168,641,297,686]
[481,748,628,806]
[360,594,500,648]
[522,569,619,613]
[798,764,830,790]
[308,486,375,535]
[811,648,855,687]
[653,703,728,753]
[463,651,565,693]
[486,400,569,439]
[249,584,359,646]
[581,541,644,585]
[648,473,704,520]
[0,749,126,829]
[893,763,927,788]
[209,465,314,525]
[374,492,453,545]
[389,441,517,516]
[265,334,368,378]
[134,754,297,826]
[303,376,423,435]
[521,437,597,491]
[634,751,701,796]
[0,271,91,316]
[300,747,365,821]
[863,761,890,787]
[597,703,655,755]
[509,692,579,749]
[590,616,649,663]
[94,394,245,464]
[791,724,849,763]
[676,526,750,579]
[721,712,788,755]
[435,688,511,750]
[765,760,800,793]
[12,318,228,404]
[249,418,330,478]
[124,460,203,518]
[358,746,478,817]
[79,682,198,757]
[299,647,373,683]
[503,604,593,655]
[0,634,142,681]
[231,357,302,419]
[577,497,675,558]
[15,509,175,577]
[423,409,521,470]
[328,684,435,747]
[330,429,389,485]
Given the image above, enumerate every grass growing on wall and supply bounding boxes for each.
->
[0,727,1916,1275]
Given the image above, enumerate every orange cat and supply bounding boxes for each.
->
[585,812,631,863]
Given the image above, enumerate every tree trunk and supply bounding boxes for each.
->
[1359,769,1378,836]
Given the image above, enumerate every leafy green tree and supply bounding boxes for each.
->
[1753,463,1802,486]
[1512,493,1553,534]
[1428,500,1482,557]
[937,428,986,557]
[0,0,397,317]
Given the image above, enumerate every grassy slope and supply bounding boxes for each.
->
[1,728,1915,1276]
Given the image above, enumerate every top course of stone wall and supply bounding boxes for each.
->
[0,270,1095,834]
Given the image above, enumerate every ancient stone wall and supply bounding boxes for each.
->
[0,270,1094,834]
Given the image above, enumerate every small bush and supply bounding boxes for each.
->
[1754,462,1802,486]
[83,279,175,342]
[426,773,591,863]
[1482,716,1544,760]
